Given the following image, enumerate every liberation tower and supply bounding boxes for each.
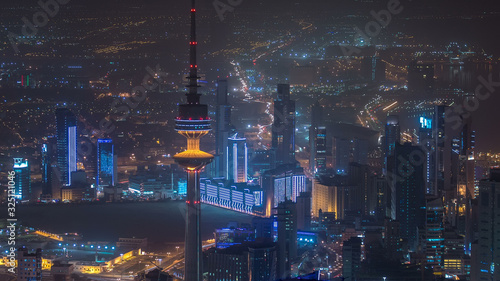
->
[173,0,213,280]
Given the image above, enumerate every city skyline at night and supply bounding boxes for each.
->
[2,0,500,281]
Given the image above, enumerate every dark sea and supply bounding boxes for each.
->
[4,201,253,245]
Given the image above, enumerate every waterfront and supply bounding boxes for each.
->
[2,201,253,244]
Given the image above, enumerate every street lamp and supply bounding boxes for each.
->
[176,246,179,253]
[167,252,171,257]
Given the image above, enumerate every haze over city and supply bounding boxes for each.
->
[1,0,500,281]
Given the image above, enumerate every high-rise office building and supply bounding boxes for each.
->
[56,108,77,185]
[206,241,277,281]
[309,102,326,175]
[172,1,213,280]
[214,79,232,178]
[419,116,435,195]
[434,105,449,197]
[17,247,42,281]
[384,219,402,260]
[13,158,31,201]
[226,134,248,183]
[374,176,390,221]
[384,115,400,161]
[343,237,362,281]
[296,192,311,230]
[272,84,296,167]
[476,169,500,281]
[277,200,297,279]
[97,139,116,187]
[41,143,52,196]
[425,197,445,274]
[387,142,426,250]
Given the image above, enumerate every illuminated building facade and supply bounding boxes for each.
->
[173,1,213,279]
[97,139,116,187]
[312,180,338,218]
[56,108,77,185]
[425,198,445,274]
[419,116,435,195]
[227,134,248,183]
[215,228,256,249]
[273,173,307,208]
[13,158,31,201]
[41,143,52,196]
[200,178,262,214]
[17,248,42,281]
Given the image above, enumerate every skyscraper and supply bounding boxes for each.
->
[13,158,30,201]
[434,105,448,197]
[425,197,445,274]
[309,102,326,175]
[41,143,52,196]
[173,1,213,280]
[97,139,116,187]
[476,169,500,281]
[277,200,297,279]
[343,237,362,281]
[272,84,295,167]
[296,191,311,230]
[226,134,248,183]
[384,115,400,160]
[387,142,426,251]
[56,108,77,186]
[419,116,435,195]
[215,79,232,178]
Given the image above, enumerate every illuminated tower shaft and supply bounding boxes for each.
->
[173,0,213,281]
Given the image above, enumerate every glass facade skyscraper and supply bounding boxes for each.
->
[13,158,31,201]
[97,139,115,187]
[56,108,77,186]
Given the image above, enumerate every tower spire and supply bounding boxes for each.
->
[187,0,200,104]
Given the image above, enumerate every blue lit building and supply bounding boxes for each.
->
[41,143,52,196]
[419,116,435,196]
[425,197,444,274]
[384,115,400,173]
[56,108,77,185]
[97,139,116,187]
[215,228,255,249]
[13,158,31,201]
[200,178,263,214]
[227,134,248,183]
